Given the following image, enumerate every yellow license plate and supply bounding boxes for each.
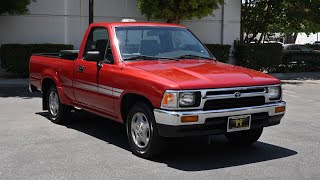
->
[227,115,251,132]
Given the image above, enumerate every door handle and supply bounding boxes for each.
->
[77,65,85,72]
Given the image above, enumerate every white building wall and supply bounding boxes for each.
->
[0,0,241,49]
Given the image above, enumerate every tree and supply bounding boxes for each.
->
[241,0,283,43]
[271,0,320,34]
[137,0,224,24]
[0,0,36,15]
[241,0,320,43]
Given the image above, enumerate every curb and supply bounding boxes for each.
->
[0,79,29,88]
[269,72,320,80]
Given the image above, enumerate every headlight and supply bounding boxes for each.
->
[161,91,200,109]
[179,92,196,107]
[268,86,281,100]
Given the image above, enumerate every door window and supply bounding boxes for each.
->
[83,27,113,63]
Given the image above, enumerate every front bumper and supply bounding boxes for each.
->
[154,101,286,137]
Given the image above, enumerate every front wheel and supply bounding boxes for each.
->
[126,102,165,158]
[225,128,263,146]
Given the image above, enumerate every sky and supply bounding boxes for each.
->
[295,33,320,44]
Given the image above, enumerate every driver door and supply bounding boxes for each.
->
[74,27,113,113]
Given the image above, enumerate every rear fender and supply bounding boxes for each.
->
[41,71,71,106]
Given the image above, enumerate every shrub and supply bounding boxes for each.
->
[205,44,231,63]
[0,44,74,77]
[234,43,283,73]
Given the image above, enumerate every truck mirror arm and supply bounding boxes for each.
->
[97,59,112,68]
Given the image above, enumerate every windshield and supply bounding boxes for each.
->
[115,26,214,61]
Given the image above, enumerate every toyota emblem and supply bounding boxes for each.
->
[234,92,241,98]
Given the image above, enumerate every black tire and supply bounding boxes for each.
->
[282,56,289,67]
[126,102,165,158]
[47,85,72,124]
[225,128,263,146]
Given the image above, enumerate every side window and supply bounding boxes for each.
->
[300,45,310,52]
[290,45,300,51]
[83,27,113,63]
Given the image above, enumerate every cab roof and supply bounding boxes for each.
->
[90,22,186,29]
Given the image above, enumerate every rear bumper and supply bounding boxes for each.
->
[154,101,286,137]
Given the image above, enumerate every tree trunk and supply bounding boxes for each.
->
[292,32,298,44]
[247,32,258,43]
[258,32,265,43]
[285,33,298,44]
[244,33,249,43]
[241,0,249,43]
[167,19,180,24]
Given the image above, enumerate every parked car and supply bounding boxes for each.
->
[313,41,320,45]
[263,41,284,45]
[29,20,286,158]
[282,44,320,66]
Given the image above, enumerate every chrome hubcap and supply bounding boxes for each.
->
[131,112,151,148]
[49,91,59,117]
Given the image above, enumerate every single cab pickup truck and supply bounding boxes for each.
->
[30,21,286,158]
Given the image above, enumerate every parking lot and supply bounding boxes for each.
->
[0,80,319,180]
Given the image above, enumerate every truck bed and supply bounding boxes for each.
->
[29,50,79,93]
[33,50,79,60]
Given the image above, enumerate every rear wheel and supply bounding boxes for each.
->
[47,85,71,124]
[126,102,165,158]
[225,128,263,146]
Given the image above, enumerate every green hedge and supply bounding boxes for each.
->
[234,43,283,73]
[0,44,74,77]
[205,44,231,63]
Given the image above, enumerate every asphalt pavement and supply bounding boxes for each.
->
[0,80,319,179]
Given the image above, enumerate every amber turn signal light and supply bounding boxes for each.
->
[275,106,285,113]
[181,116,199,123]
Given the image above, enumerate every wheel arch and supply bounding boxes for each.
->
[120,93,153,124]
[41,77,56,110]
[41,77,70,110]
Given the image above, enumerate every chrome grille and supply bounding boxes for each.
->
[202,86,267,110]
[163,85,280,111]
[206,87,266,96]
[203,96,266,110]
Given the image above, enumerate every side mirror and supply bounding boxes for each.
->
[84,51,101,62]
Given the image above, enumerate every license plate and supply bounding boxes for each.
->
[227,115,251,132]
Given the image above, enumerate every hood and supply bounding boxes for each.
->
[125,60,280,89]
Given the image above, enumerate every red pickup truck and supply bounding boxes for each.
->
[29,21,286,158]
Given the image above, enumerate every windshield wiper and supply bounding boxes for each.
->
[124,55,178,61]
[174,54,215,60]
[124,55,158,61]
